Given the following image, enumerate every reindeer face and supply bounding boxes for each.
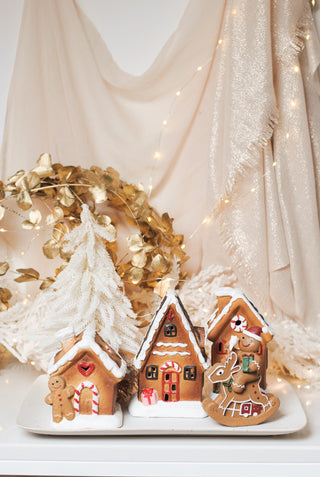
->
[208,365,227,384]
[208,351,241,384]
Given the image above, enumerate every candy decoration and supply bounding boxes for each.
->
[74,381,99,415]
[230,314,247,332]
[160,361,182,373]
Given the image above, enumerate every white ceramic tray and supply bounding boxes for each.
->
[17,374,306,436]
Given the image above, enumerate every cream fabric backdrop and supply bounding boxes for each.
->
[1,0,320,375]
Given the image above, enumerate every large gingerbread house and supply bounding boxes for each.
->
[207,288,273,388]
[47,327,127,416]
[129,291,209,417]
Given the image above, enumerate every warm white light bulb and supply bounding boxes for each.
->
[153,151,161,159]
[197,66,202,71]
[176,90,181,97]
[162,120,168,126]
[293,65,299,73]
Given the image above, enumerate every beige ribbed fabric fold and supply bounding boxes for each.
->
[1,0,320,354]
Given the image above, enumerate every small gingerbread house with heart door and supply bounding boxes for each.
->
[129,290,209,417]
[207,288,274,389]
[47,326,127,420]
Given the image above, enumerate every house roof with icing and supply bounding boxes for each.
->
[207,287,274,341]
[133,290,209,370]
[48,327,127,379]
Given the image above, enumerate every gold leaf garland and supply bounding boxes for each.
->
[0,154,189,321]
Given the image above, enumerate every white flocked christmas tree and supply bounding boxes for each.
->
[38,204,142,355]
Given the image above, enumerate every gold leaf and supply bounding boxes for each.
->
[43,239,61,259]
[0,287,12,301]
[21,220,34,230]
[52,222,69,242]
[29,209,42,224]
[40,277,56,290]
[151,254,170,274]
[17,189,32,210]
[32,153,53,177]
[128,267,145,285]
[131,250,147,268]
[127,234,154,253]
[56,165,78,182]
[0,205,5,221]
[8,170,25,184]
[89,185,107,204]
[22,209,42,229]
[127,234,145,252]
[16,268,40,279]
[105,167,120,188]
[161,213,173,234]
[57,186,75,207]
[46,207,64,226]
[0,180,5,200]
[16,171,40,190]
[0,262,9,276]
[15,268,40,282]
[96,214,111,227]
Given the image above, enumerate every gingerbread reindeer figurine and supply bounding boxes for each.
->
[202,350,280,427]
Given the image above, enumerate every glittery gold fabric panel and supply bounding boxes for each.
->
[209,0,320,327]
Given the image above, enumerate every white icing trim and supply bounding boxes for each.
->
[48,327,127,379]
[152,351,191,357]
[156,342,188,348]
[208,288,274,336]
[243,329,263,342]
[133,291,208,370]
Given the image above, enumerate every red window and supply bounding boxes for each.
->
[162,371,179,402]
[216,339,227,355]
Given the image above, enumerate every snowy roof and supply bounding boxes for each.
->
[207,287,273,337]
[134,290,209,370]
[48,327,127,379]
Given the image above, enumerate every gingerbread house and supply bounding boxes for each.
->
[207,288,273,388]
[47,327,127,417]
[129,291,209,417]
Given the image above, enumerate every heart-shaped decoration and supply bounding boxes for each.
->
[77,361,95,377]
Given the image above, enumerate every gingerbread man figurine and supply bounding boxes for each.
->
[230,326,264,393]
[45,375,75,423]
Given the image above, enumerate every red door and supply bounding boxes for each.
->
[162,370,179,402]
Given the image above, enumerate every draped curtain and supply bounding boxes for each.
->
[1,0,320,376]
